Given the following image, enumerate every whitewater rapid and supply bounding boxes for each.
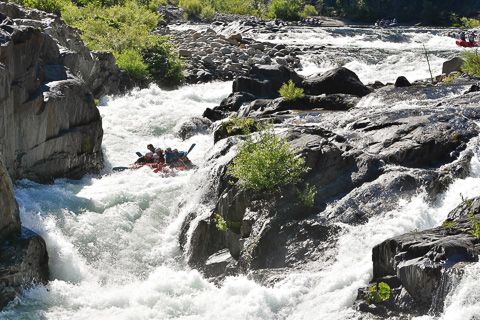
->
[2,27,479,319]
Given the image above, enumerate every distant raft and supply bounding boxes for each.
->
[456,39,479,47]
[113,162,197,174]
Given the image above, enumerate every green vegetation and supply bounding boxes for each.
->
[268,0,304,21]
[302,4,317,17]
[298,183,316,207]
[441,73,460,83]
[201,5,215,20]
[454,17,480,28]
[228,120,309,193]
[279,80,304,100]
[215,214,227,231]
[179,0,203,17]
[461,195,480,239]
[221,114,255,134]
[11,0,184,87]
[461,49,480,77]
[442,220,456,232]
[366,282,390,303]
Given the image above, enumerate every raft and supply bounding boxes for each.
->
[113,162,196,174]
[456,40,479,47]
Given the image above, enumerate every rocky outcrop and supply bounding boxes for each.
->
[0,159,48,309]
[0,159,20,242]
[355,197,480,317]
[0,2,130,98]
[0,4,109,182]
[158,26,302,84]
[180,65,480,296]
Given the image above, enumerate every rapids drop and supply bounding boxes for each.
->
[2,27,479,319]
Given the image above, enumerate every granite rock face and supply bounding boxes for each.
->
[0,4,109,182]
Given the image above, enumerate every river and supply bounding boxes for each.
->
[1,26,479,320]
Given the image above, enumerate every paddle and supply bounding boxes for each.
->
[112,166,129,172]
[136,152,143,157]
[186,143,196,155]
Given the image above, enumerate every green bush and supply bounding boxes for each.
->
[457,17,480,28]
[366,282,390,303]
[14,0,63,15]
[228,121,308,193]
[179,0,202,17]
[461,49,480,77]
[267,0,303,21]
[115,49,149,82]
[279,80,304,100]
[201,5,215,20]
[302,4,317,17]
[298,183,316,207]
[215,214,227,231]
[141,36,184,87]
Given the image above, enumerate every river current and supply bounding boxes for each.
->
[2,26,479,319]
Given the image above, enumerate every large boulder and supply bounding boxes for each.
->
[0,2,130,98]
[363,197,480,316]
[302,67,371,97]
[232,65,303,98]
[442,57,464,75]
[0,5,104,182]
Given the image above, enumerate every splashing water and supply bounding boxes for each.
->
[2,28,479,319]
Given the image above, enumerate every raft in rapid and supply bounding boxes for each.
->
[456,39,479,47]
[113,162,196,174]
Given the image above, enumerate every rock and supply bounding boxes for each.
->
[233,65,303,98]
[179,49,194,57]
[369,200,480,315]
[302,67,372,97]
[175,117,211,140]
[0,11,104,182]
[394,76,411,87]
[442,57,464,74]
[0,160,20,241]
[0,227,49,309]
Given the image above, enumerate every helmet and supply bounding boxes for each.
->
[173,149,178,153]
[145,152,154,157]
[155,148,162,153]
[147,144,154,148]
[165,147,172,153]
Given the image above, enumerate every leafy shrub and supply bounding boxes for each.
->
[115,49,149,82]
[15,0,63,15]
[201,5,215,20]
[141,36,184,87]
[221,114,254,134]
[228,121,308,193]
[461,49,480,77]
[302,4,317,17]
[298,183,316,207]
[267,0,303,21]
[215,214,227,231]
[279,80,304,100]
[458,17,480,28]
[366,282,390,303]
[179,0,202,17]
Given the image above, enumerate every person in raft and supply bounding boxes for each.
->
[171,149,193,167]
[147,144,156,154]
[164,147,176,165]
[460,31,466,41]
[468,32,476,45]
[135,152,154,165]
[154,147,165,164]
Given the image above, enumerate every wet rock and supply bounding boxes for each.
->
[0,227,49,309]
[0,160,20,241]
[394,76,411,87]
[442,57,464,74]
[302,67,372,97]
[356,196,480,317]
[176,117,211,140]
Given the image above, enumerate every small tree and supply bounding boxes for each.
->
[461,49,480,77]
[279,80,304,100]
[267,0,304,21]
[228,121,308,192]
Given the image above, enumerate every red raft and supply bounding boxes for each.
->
[456,40,479,47]
[113,162,195,174]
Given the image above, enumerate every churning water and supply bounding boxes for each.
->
[2,27,479,319]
